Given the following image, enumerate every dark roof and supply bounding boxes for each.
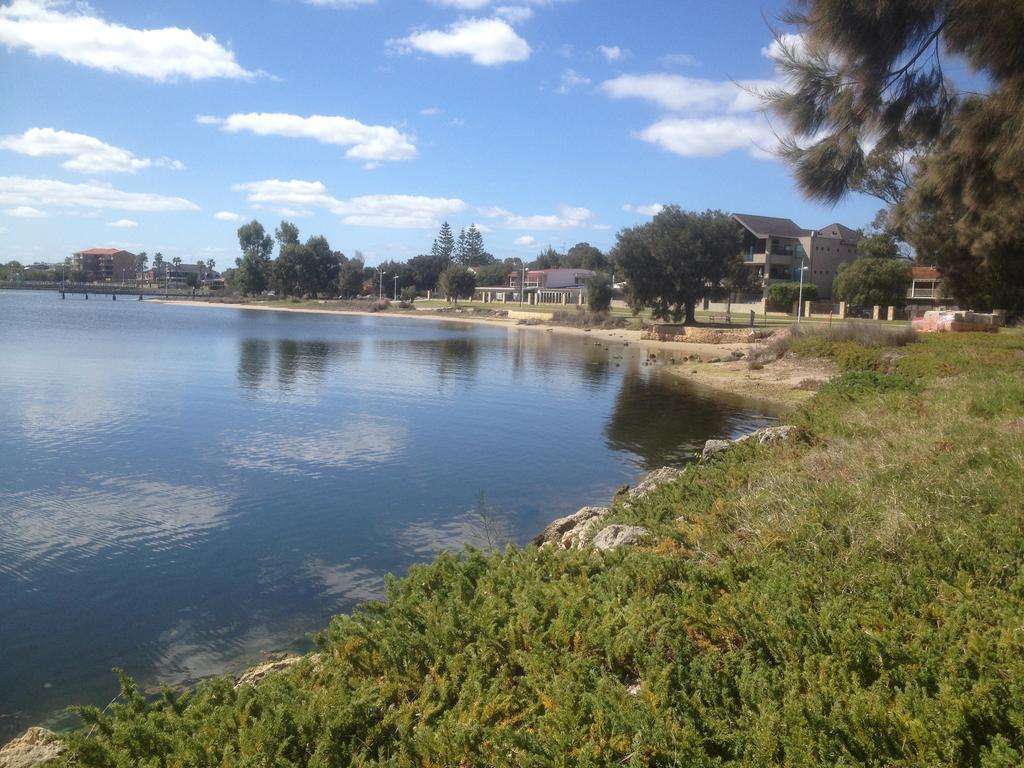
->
[731,213,809,239]
[816,223,862,243]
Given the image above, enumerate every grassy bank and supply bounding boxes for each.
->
[51,331,1024,766]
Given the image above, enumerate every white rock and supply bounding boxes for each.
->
[532,506,610,549]
[0,727,65,768]
[591,524,650,551]
[701,439,733,462]
[624,467,683,504]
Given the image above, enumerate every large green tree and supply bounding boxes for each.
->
[275,221,300,249]
[764,0,1024,312]
[530,247,564,270]
[337,256,365,298]
[439,264,476,304]
[832,257,912,308]
[235,220,274,296]
[408,254,448,292]
[565,242,609,271]
[473,259,516,288]
[612,207,742,324]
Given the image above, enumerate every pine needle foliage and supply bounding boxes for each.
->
[54,331,1024,767]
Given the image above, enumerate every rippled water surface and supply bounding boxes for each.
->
[0,290,777,738]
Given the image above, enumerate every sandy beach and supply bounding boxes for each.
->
[153,298,828,407]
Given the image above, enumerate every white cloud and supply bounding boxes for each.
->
[601,73,773,113]
[495,5,532,23]
[336,195,466,228]
[598,45,623,62]
[107,218,138,228]
[636,116,777,158]
[232,179,466,229]
[198,112,417,164]
[623,203,664,216]
[0,176,200,212]
[302,0,376,6]
[0,127,183,174]
[556,68,590,94]
[0,0,254,81]
[660,52,700,68]
[513,235,536,246]
[392,18,530,66]
[761,33,807,63]
[5,205,47,218]
[431,0,492,7]
[481,204,597,230]
[419,106,441,116]
[601,67,783,160]
[214,211,241,221]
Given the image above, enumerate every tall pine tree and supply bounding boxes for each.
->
[455,228,468,265]
[431,222,455,264]
[461,225,490,267]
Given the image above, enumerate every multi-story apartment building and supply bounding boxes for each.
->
[71,248,138,283]
[732,214,862,298]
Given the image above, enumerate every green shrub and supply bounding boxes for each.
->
[819,370,921,399]
[586,274,612,312]
[767,281,817,308]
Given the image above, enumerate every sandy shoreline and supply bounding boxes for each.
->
[153,299,825,407]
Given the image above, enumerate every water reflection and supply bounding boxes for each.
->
[236,337,358,397]
[237,339,271,390]
[0,477,236,581]
[223,419,409,477]
[605,366,776,469]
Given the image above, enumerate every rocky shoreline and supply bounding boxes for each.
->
[531,425,796,552]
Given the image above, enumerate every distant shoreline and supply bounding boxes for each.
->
[153,298,821,407]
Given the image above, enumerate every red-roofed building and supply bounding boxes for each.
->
[71,248,137,283]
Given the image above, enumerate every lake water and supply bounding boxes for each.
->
[0,289,776,739]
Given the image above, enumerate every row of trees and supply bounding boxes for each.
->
[227,217,623,304]
[228,211,917,319]
[229,220,365,298]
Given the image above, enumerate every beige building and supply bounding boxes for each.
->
[732,214,863,298]
[71,248,137,283]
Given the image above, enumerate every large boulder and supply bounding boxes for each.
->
[734,425,796,447]
[0,727,65,768]
[702,425,797,462]
[701,439,733,462]
[623,467,683,505]
[531,506,610,549]
[591,524,651,551]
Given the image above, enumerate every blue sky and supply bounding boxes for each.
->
[0,0,887,269]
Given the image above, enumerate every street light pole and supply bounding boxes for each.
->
[797,257,807,324]
[377,268,385,300]
[520,260,526,308]
[797,231,815,324]
[393,274,399,300]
